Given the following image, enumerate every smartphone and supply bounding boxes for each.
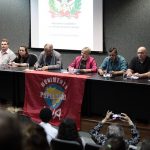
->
[111,114,121,119]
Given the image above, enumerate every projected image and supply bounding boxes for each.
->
[31,0,103,52]
[48,0,81,18]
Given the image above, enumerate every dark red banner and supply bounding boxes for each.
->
[23,71,89,129]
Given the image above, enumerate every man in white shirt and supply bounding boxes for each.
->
[39,107,58,144]
[0,38,16,65]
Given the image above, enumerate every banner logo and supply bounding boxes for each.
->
[40,77,67,110]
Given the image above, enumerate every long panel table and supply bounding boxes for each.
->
[0,67,25,107]
[82,74,150,123]
[0,67,149,123]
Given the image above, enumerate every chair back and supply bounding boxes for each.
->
[28,53,38,66]
[51,138,83,150]
[84,143,101,150]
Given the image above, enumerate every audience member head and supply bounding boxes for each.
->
[17,113,33,128]
[81,47,91,60]
[17,46,29,58]
[39,107,52,123]
[137,46,148,62]
[1,38,9,52]
[103,136,126,150]
[0,109,22,150]
[44,43,53,56]
[108,47,118,61]
[22,122,50,150]
[106,123,125,138]
[140,139,150,150]
[57,117,79,141]
[90,110,140,147]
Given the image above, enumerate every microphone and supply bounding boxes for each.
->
[106,57,110,73]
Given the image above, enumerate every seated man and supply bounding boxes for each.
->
[98,47,128,76]
[0,38,16,65]
[68,47,97,73]
[126,46,150,78]
[34,43,62,71]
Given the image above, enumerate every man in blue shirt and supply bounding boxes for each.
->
[98,48,128,76]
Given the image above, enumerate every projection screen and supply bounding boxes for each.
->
[30,0,103,52]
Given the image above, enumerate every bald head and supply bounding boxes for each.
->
[137,46,148,62]
[44,43,53,49]
[44,43,53,56]
[137,46,147,53]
